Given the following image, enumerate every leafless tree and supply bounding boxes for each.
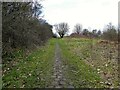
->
[55,22,69,38]
[102,22,117,41]
[74,23,82,34]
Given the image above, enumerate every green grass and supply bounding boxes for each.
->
[2,39,56,88]
[58,38,104,88]
[2,38,118,88]
[58,38,118,88]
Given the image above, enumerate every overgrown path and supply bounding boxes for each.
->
[2,38,119,88]
[49,42,74,88]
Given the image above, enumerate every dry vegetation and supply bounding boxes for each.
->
[63,38,119,88]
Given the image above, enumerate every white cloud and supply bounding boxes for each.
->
[41,0,119,34]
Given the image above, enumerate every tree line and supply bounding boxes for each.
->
[54,22,118,42]
[2,2,53,60]
[2,1,119,62]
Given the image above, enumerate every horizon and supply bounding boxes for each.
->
[41,0,119,34]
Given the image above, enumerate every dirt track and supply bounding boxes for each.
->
[49,43,74,88]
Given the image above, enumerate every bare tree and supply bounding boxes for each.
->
[82,29,89,36]
[97,30,102,37]
[92,29,97,37]
[55,22,69,38]
[102,22,117,41]
[74,23,82,34]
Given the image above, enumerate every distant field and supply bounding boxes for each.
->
[59,37,119,88]
[2,38,119,88]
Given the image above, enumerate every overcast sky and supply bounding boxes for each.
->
[41,0,119,34]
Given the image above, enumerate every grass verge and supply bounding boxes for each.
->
[2,39,56,88]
